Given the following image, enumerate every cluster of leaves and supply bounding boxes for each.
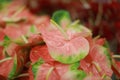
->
[0,0,120,80]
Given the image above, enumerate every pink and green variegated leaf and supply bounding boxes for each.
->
[8,54,18,79]
[0,55,17,79]
[30,58,86,80]
[0,57,13,78]
[39,19,89,64]
[61,70,87,80]
[38,11,91,64]
[30,45,54,63]
[80,44,113,78]
[67,22,92,38]
[0,42,29,79]
[31,59,59,80]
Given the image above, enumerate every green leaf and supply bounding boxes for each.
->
[0,0,12,3]
[52,10,71,26]
[8,55,17,79]
[101,41,112,66]
[103,41,110,48]
[62,70,87,80]
[69,62,80,70]
[102,46,112,66]
[32,58,44,80]
[2,35,11,47]
[0,0,12,10]
[30,25,37,33]
[4,35,10,41]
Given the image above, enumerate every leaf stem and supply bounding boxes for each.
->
[69,20,79,27]
[12,6,25,17]
[0,57,12,63]
[50,19,69,40]
[46,67,54,80]
[15,73,29,78]
[92,62,101,72]
[112,55,120,59]
[21,35,28,44]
